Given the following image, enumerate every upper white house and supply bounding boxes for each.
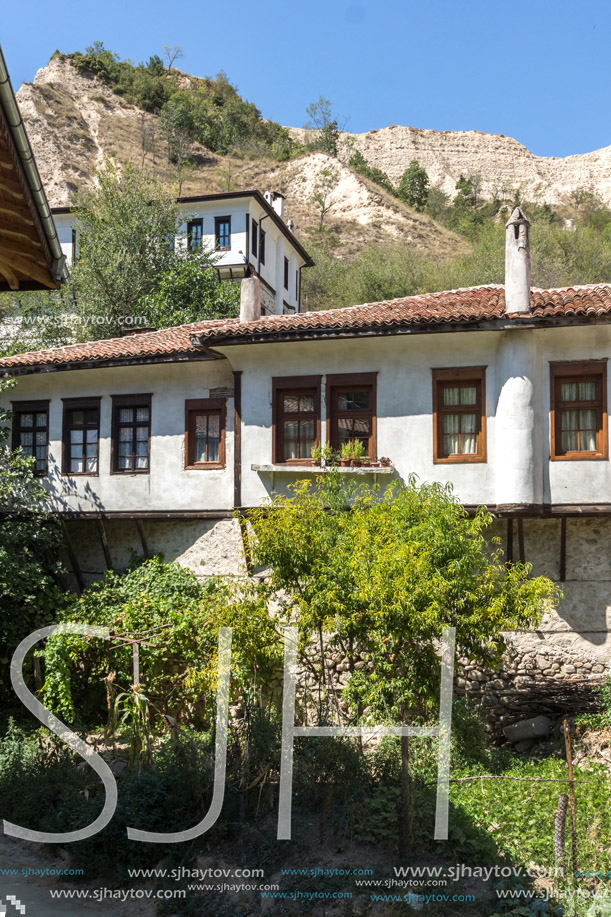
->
[52,189,314,315]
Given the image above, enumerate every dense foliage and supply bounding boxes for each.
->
[0,380,67,705]
[63,44,294,159]
[248,475,558,719]
[42,558,282,727]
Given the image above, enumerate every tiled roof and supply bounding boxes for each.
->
[2,284,611,372]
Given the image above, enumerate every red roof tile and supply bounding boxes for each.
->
[2,284,611,372]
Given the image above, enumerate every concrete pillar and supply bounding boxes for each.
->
[240,277,261,323]
[495,331,542,507]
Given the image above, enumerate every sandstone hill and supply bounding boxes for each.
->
[16,55,611,264]
[15,58,462,259]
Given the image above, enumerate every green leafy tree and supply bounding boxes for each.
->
[312,166,340,231]
[248,475,558,853]
[0,380,67,702]
[305,97,342,157]
[138,255,240,327]
[69,160,237,338]
[397,160,430,211]
[349,150,394,192]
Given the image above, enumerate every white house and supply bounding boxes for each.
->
[52,189,313,315]
[2,209,611,714]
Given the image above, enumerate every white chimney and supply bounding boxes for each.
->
[240,276,261,322]
[271,191,284,220]
[505,206,531,314]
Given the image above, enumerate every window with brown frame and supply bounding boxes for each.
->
[112,395,152,473]
[251,219,258,258]
[185,399,226,469]
[12,400,49,476]
[62,398,101,475]
[273,376,321,463]
[327,373,377,458]
[187,219,203,252]
[433,367,486,463]
[215,216,231,251]
[550,361,607,460]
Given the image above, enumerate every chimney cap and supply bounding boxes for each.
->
[505,206,530,229]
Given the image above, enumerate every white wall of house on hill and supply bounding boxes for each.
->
[52,196,306,315]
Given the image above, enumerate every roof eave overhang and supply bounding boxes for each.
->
[0,348,221,377]
[193,312,611,348]
[0,46,69,288]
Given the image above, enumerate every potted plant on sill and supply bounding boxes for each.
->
[322,443,336,467]
[351,439,365,467]
[340,442,352,466]
[311,443,322,466]
[379,456,391,467]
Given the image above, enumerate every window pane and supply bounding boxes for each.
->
[283,394,300,413]
[581,429,597,451]
[35,413,46,428]
[578,381,596,401]
[443,387,460,406]
[337,390,370,411]
[443,414,459,434]
[136,407,149,422]
[20,413,33,428]
[352,417,370,436]
[208,415,220,438]
[85,444,97,458]
[461,433,477,454]
[194,434,207,463]
[561,431,578,452]
[86,429,98,444]
[560,382,577,402]
[283,420,298,460]
[118,456,131,470]
[135,455,149,470]
[36,432,46,445]
[207,435,219,463]
[71,410,84,425]
[580,409,597,430]
[136,426,148,441]
[85,409,98,425]
[461,413,477,434]
[299,394,314,412]
[135,441,148,456]
[337,417,354,442]
[20,432,33,447]
[300,420,315,457]
[35,446,46,460]
[118,442,131,456]
[460,387,477,405]
[444,434,459,455]
[119,427,132,441]
[119,408,133,423]
[86,457,97,472]
[561,410,578,431]
[195,415,207,434]
[71,430,83,444]
[71,444,83,459]
[70,458,83,473]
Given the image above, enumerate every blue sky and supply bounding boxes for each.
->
[4,0,610,158]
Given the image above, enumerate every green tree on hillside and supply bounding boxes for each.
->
[69,159,239,338]
[397,160,430,211]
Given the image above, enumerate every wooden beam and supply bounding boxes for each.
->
[0,201,34,224]
[233,370,242,508]
[60,520,84,594]
[96,519,113,571]
[0,174,26,197]
[0,237,45,260]
[0,252,54,288]
[0,221,44,247]
[0,260,19,290]
[517,517,525,564]
[560,516,567,582]
[506,518,514,564]
[136,520,151,559]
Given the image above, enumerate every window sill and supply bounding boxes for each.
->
[185,463,226,470]
[252,463,394,475]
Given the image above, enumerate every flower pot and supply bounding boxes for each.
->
[340,459,350,467]
[311,459,321,466]
[351,459,362,467]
